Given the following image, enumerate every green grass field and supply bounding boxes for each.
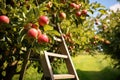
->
[13,55,120,80]
[72,55,120,80]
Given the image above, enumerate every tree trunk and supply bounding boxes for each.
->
[19,49,31,80]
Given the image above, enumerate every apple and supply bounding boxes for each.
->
[75,4,80,10]
[27,28,38,38]
[38,16,49,26]
[70,3,76,8]
[81,10,87,15]
[59,12,66,19]
[0,15,10,24]
[76,11,81,16]
[38,34,49,43]
[46,1,52,8]
[105,40,111,44]
[32,24,38,29]
[24,23,32,30]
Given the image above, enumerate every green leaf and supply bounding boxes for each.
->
[44,25,53,31]
[98,9,107,14]
[47,30,60,36]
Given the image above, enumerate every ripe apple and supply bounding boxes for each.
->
[27,28,38,38]
[0,15,10,24]
[81,10,87,15]
[70,3,76,8]
[76,11,81,16]
[59,12,66,19]
[38,34,49,43]
[38,16,49,26]
[32,24,38,29]
[75,4,80,10]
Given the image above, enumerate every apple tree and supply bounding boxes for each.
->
[94,10,120,69]
[0,0,107,80]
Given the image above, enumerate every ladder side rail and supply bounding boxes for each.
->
[57,25,79,80]
[40,51,54,80]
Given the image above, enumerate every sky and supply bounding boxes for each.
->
[90,0,120,12]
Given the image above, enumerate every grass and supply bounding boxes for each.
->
[72,54,120,80]
[12,54,120,80]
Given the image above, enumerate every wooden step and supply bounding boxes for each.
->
[53,74,75,79]
[45,51,68,58]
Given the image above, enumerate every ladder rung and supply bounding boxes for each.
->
[45,52,68,58]
[53,74,75,79]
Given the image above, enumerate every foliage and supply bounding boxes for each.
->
[0,0,107,80]
[94,10,120,69]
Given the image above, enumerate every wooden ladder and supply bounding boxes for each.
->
[40,26,79,80]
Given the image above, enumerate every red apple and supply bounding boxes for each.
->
[0,15,10,24]
[32,24,38,29]
[38,34,49,43]
[59,12,66,19]
[76,11,81,16]
[27,28,38,38]
[81,10,87,15]
[75,4,80,10]
[38,16,49,26]
[70,3,76,8]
